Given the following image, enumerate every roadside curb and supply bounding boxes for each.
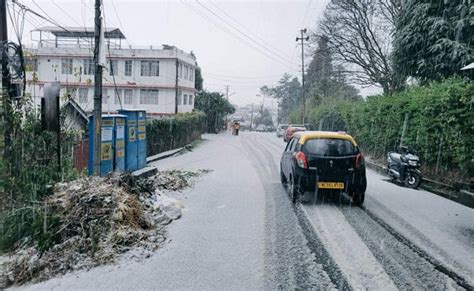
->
[365,160,474,209]
[146,147,184,164]
[131,166,157,179]
[130,148,185,179]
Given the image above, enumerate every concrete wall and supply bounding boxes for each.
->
[23,46,197,115]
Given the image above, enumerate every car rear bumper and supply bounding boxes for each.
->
[295,168,367,193]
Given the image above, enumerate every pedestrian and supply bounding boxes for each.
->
[234,122,240,136]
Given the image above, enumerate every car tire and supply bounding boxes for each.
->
[352,191,365,206]
[280,167,287,184]
[289,176,299,204]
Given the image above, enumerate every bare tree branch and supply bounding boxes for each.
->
[318,0,399,95]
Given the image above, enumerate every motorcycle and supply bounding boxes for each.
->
[387,146,422,189]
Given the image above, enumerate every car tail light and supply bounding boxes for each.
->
[295,151,308,169]
[355,153,365,169]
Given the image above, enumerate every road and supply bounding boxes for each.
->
[16,132,474,290]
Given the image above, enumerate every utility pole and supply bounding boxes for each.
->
[296,28,309,125]
[1,0,12,160]
[175,57,179,114]
[92,0,103,175]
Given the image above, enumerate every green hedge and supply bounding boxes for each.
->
[147,112,205,156]
[307,78,473,181]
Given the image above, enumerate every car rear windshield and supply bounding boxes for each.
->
[304,138,356,157]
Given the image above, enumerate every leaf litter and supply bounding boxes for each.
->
[0,169,210,288]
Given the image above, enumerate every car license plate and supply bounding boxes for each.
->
[317,182,345,189]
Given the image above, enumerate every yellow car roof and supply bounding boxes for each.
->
[294,131,358,146]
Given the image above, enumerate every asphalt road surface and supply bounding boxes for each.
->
[16,132,474,290]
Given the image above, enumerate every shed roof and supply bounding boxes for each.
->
[35,26,125,39]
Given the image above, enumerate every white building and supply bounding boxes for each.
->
[24,27,197,117]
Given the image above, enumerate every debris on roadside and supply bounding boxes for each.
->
[0,169,210,288]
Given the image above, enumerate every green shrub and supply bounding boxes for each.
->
[305,78,473,182]
[0,98,77,253]
[146,112,205,156]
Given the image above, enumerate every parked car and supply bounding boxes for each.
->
[256,124,266,132]
[283,126,306,142]
[280,131,367,205]
[266,125,276,132]
[276,124,288,137]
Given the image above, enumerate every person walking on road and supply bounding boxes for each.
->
[233,122,240,136]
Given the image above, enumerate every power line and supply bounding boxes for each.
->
[207,1,293,61]
[204,71,284,80]
[102,2,123,109]
[110,0,131,47]
[181,0,290,68]
[50,0,84,28]
[194,1,292,63]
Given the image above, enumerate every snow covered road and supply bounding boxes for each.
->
[13,132,473,290]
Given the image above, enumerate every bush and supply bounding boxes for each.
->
[306,78,473,182]
[0,99,77,252]
[147,112,205,156]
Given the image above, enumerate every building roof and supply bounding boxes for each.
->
[294,131,357,146]
[35,26,126,39]
[63,98,89,123]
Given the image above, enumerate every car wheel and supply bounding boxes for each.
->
[352,191,365,206]
[404,172,422,189]
[289,176,299,204]
[280,167,287,184]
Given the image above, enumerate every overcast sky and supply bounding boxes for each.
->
[9,0,378,106]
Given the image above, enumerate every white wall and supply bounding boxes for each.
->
[24,46,197,115]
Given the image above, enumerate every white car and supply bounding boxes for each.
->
[276,124,288,137]
[256,124,266,132]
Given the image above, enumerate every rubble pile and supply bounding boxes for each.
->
[0,169,209,288]
[141,169,211,192]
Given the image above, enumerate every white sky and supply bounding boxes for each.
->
[9,0,379,106]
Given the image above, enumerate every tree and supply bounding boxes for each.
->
[319,0,401,95]
[393,0,473,83]
[262,74,301,123]
[306,35,333,100]
[305,36,361,103]
[254,108,273,126]
[195,66,203,91]
[194,90,235,133]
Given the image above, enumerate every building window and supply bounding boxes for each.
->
[83,59,94,75]
[25,58,38,71]
[102,89,108,104]
[183,94,188,105]
[78,88,88,103]
[140,61,159,76]
[189,94,193,105]
[177,93,182,105]
[124,60,133,76]
[190,68,194,81]
[179,63,183,78]
[124,89,133,105]
[113,89,123,105]
[183,65,188,80]
[109,60,118,76]
[61,58,73,75]
[140,89,159,104]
